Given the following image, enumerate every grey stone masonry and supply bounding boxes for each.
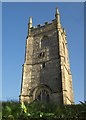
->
[19,8,74,104]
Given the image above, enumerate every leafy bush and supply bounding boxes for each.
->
[2,101,86,120]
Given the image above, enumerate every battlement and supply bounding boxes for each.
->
[29,19,56,36]
[31,19,56,30]
[28,18,65,38]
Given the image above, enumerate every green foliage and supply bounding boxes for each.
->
[2,101,21,119]
[7,115,14,120]
[2,101,86,120]
[21,102,27,113]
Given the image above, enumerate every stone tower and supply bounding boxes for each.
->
[19,8,74,104]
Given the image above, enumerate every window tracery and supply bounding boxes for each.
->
[35,88,50,102]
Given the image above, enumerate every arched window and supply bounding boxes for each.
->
[41,35,49,48]
[36,88,50,102]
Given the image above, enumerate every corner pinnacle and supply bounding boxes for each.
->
[56,7,59,15]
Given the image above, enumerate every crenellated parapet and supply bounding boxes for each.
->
[28,19,56,37]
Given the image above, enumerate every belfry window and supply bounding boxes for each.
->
[41,35,49,48]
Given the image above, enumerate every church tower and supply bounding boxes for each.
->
[19,8,74,104]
